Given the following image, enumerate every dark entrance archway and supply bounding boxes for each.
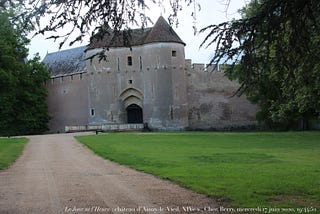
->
[126,104,143,124]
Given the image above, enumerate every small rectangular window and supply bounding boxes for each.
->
[117,57,120,71]
[170,105,174,119]
[90,108,95,117]
[80,73,83,80]
[172,50,177,57]
[128,80,133,84]
[127,56,132,66]
[113,86,117,97]
[139,56,142,70]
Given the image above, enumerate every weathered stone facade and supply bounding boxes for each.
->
[44,17,257,133]
[185,60,258,130]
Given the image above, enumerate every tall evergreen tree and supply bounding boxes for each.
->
[0,11,50,136]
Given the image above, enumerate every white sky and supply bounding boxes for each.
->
[27,0,247,63]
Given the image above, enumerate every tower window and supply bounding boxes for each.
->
[172,50,177,57]
[127,56,132,66]
[128,80,133,84]
[90,108,95,117]
[139,56,142,70]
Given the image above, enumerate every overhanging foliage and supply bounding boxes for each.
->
[201,0,320,129]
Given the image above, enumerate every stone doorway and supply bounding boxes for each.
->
[126,104,143,124]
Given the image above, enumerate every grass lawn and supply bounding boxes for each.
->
[0,138,28,170]
[76,132,320,208]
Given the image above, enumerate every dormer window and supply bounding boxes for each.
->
[127,56,132,66]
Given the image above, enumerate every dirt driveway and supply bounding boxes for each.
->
[0,133,224,214]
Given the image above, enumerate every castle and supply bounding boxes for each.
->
[43,17,258,132]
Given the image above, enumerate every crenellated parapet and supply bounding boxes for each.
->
[185,59,223,73]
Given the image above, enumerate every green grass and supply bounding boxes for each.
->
[76,132,320,208]
[0,138,28,170]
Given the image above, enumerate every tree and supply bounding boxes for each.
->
[200,0,320,129]
[0,11,50,136]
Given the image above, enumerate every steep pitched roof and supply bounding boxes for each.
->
[43,46,87,77]
[144,16,185,45]
[88,28,152,50]
[87,16,185,50]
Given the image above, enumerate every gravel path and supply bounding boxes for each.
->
[0,133,224,214]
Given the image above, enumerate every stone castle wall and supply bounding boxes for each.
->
[46,72,89,133]
[44,15,258,133]
[45,48,258,133]
[185,59,258,130]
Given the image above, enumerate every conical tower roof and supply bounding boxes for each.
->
[144,16,185,45]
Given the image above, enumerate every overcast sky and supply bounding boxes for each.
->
[27,0,247,63]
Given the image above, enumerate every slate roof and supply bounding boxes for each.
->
[87,16,185,50]
[43,46,87,77]
[144,16,185,45]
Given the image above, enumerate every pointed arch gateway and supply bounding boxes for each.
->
[119,88,143,124]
